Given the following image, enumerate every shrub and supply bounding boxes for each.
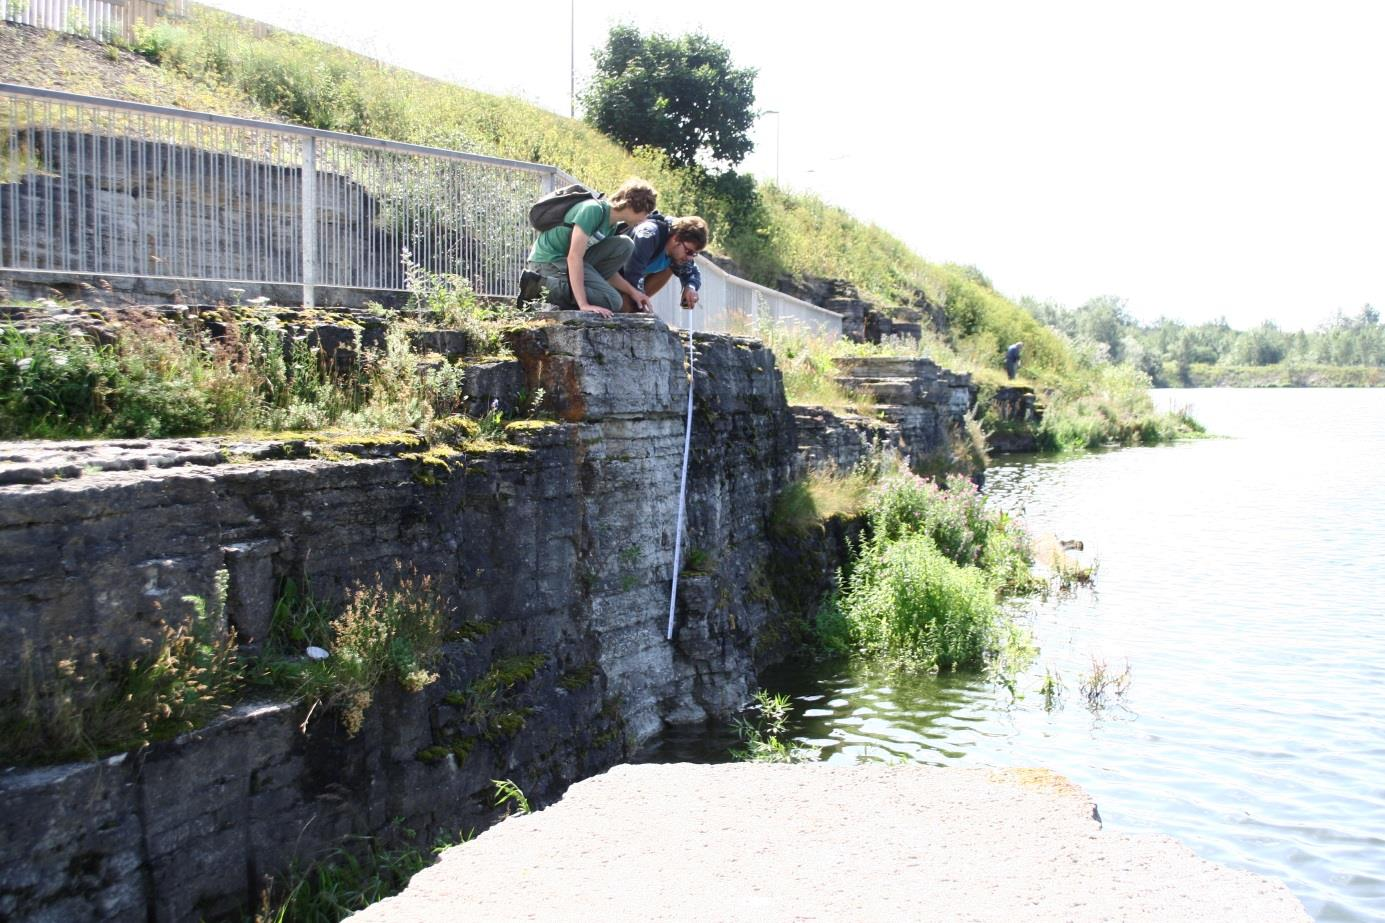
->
[833,531,1003,670]
[865,472,1034,591]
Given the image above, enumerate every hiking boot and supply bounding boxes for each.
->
[517,270,544,309]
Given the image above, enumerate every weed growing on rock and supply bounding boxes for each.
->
[770,467,874,537]
[401,248,522,357]
[254,572,447,737]
[492,778,531,816]
[730,690,819,763]
[681,546,713,575]
[0,310,471,440]
[448,654,545,742]
[254,820,468,923]
[0,576,241,766]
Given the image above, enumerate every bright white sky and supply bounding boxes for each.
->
[207,0,1383,331]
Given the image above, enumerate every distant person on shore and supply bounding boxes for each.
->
[618,214,708,313]
[1005,342,1023,380]
[522,179,658,317]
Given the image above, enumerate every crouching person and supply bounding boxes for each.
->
[618,214,708,313]
[524,179,657,316]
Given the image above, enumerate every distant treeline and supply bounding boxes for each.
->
[1021,296,1384,386]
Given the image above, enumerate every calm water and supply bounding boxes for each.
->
[750,389,1385,921]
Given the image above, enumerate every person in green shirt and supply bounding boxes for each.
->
[523,179,658,316]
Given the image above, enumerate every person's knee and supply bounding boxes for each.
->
[587,235,634,277]
[589,285,621,311]
[607,236,635,262]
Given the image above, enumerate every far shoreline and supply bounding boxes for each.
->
[1156,364,1383,388]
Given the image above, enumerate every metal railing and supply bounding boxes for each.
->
[3,0,188,44]
[1,83,559,307]
[649,256,843,336]
[0,82,840,335]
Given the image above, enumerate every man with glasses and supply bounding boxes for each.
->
[618,214,709,314]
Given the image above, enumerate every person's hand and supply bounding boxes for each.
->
[631,291,653,313]
[681,287,699,310]
[580,304,613,317]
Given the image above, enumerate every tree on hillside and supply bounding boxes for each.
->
[581,25,757,169]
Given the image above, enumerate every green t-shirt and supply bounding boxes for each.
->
[528,199,614,264]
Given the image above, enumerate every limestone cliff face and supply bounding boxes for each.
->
[0,313,970,922]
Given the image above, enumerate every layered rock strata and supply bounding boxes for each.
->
[0,313,968,921]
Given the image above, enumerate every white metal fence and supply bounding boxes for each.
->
[1,83,558,307]
[3,0,188,43]
[649,255,842,337]
[0,82,840,336]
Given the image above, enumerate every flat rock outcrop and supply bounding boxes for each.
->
[350,763,1310,923]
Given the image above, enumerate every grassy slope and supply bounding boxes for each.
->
[1,12,1198,443]
[0,20,273,118]
[0,17,1045,331]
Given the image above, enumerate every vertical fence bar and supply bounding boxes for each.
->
[5,97,17,268]
[301,134,316,307]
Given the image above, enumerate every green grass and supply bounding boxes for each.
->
[254,822,466,923]
[0,308,477,440]
[770,468,875,538]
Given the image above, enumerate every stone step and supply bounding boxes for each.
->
[834,377,918,404]
[832,356,942,379]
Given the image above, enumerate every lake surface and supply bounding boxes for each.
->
[677,389,1385,921]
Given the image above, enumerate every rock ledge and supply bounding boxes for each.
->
[349,762,1309,923]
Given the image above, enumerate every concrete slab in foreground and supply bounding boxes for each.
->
[349,763,1309,923]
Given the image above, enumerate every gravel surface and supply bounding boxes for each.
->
[349,762,1309,922]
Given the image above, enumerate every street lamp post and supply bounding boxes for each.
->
[762,109,780,186]
[569,0,575,118]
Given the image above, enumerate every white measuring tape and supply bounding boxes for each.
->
[666,313,696,641]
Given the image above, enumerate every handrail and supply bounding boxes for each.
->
[696,256,843,321]
[0,82,559,176]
